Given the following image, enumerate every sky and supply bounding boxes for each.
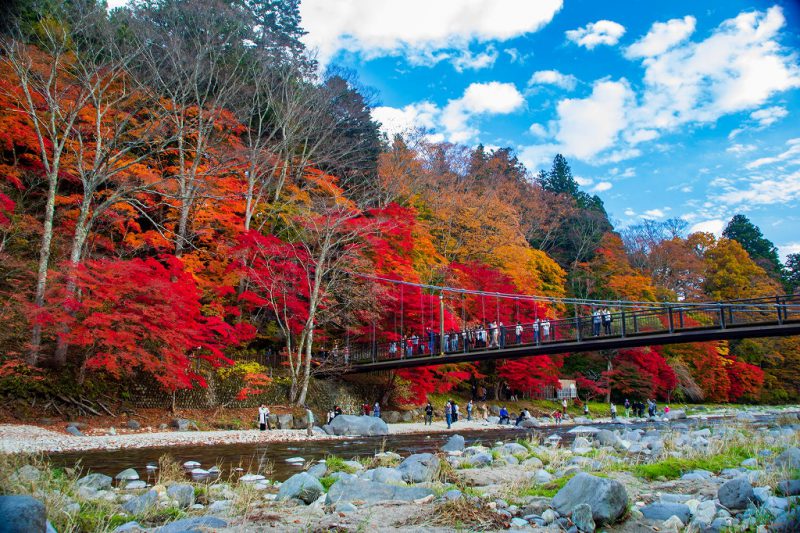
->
[106,0,800,261]
[297,0,800,262]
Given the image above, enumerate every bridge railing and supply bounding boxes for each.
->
[340,294,800,365]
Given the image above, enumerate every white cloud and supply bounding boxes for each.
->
[528,70,578,90]
[642,209,666,219]
[528,123,548,137]
[624,208,636,216]
[593,181,613,192]
[727,143,757,154]
[716,169,800,205]
[681,185,693,193]
[625,16,696,58]
[300,0,563,66]
[566,20,626,49]
[553,79,634,160]
[746,138,800,169]
[452,46,499,72]
[750,105,788,127]
[690,219,726,235]
[575,176,593,187]
[372,102,439,139]
[373,82,523,144]
[779,242,800,262]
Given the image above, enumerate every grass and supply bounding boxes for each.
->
[319,476,337,491]
[323,455,359,474]
[519,474,574,498]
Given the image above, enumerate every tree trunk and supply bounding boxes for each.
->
[606,357,613,404]
[28,171,59,366]
[296,327,314,406]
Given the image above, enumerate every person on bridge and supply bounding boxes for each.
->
[425,402,434,425]
[389,341,397,358]
[450,330,459,352]
[603,307,613,335]
[533,318,540,344]
[443,331,450,353]
[592,309,602,336]
[499,406,510,424]
[427,327,435,354]
[515,322,523,344]
[542,318,551,340]
[499,322,506,348]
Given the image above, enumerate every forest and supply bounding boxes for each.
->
[1,0,799,414]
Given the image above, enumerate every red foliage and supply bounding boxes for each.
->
[41,257,250,391]
[396,363,482,405]
[619,347,678,400]
[575,372,608,401]
[497,356,562,395]
[727,357,764,401]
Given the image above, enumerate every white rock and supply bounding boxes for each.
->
[239,474,266,483]
[183,461,201,468]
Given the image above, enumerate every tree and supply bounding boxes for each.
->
[497,356,561,397]
[722,214,783,280]
[784,253,800,294]
[540,154,579,198]
[704,237,780,300]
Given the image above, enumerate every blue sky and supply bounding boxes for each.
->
[299,0,800,261]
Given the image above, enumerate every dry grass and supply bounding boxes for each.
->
[400,497,509,531]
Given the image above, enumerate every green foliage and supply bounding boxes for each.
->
[631,446,752,480]
[319,475,337,491]
[520,474,574,498]
[324,455,357,474]
[722,214,783,281]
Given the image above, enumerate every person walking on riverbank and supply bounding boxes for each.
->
[610,402,617,420]
[258,404,270,431]
[452,401,459,423]
[562,398,568,415]
[305,406,314,437]
[467,400,473,421]
[425,402,433,425]
[445,401,452,429]
[373,402,381,418]
[624,398,631,417]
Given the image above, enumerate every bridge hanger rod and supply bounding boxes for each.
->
[348,272,792,310]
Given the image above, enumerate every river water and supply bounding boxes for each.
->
[47,413,784,482]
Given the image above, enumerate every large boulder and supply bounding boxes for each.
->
[594,430,621,448]
[382,411,402,423]
[640,502,691,523]
[501,443,528,456]
[122,490,158,515]
[398,453,440,483]
[276,414,293,429]
[552,473,628,525]
[665,409,687,420]
[77,473,113,491]
[777,479,800,496]
[0,495,46,533]
[775,448,800,470]
[718,477,754,509]
[166,484,195,508]
[325,415,389,437]
[115,468,139,481]
[276,472,324,504]
[371,467,404,484]
[325,478,433,505]
[306,463,328,478]
[170,418,196,431]
[441,434,465,452]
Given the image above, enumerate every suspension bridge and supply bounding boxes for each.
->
[314,275,800,374]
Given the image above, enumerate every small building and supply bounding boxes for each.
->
[534,379,578,400]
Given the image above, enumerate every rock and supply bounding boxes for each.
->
[518,419,540,428]
[665,409,687,420]
[502,443,528,456]
[382,410,402,423]
[330,471,356,482]
[441,434,465,452]
[522,457,544,469]
[0,495,46,533]
[127,420,141,430]
[276,472,325,504]
[640,502,691,523]
[170,418,195,431]
[12,465,41,483]
[775,448,800,470]
[397,453,440,483]
[741,458,759,468]
[335,501,357,513]
[123,480,147,490]
[569,426,601,435]
[662,515,685,532]
[325,415,389,436]
[66,421,87,429]
[572,437,591,450]
[552,472,628,525]
[542,509,558,524]
[167,484,195,508]
[343,460,364,472]
[468,452,493,467]
[443,490,463,501]
[777,480,800,496]
[207,500,232,514]
[182,461,201,468]
[115,468,139,481]
[510,517,529,529]
[122,490,158,515]
[594,429,621,448]
[239,474,266,483]
[692,500,716,526]
[718,477,754,509]
[533,469,553,484]
[275,414,293,429]
[572,503,595,532]
[306,463,327,478]
[154,516,228,533]
[486,416,500,424]
[66,425,84,436]
[325,478,434,505]
[285,457,305,464]
[371,467,403,484]
[113,521,145,532]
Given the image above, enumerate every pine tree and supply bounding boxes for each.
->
[722,214,783,280]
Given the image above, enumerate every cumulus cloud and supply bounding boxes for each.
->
[642,209,666,219]
[625,16,696,58]
[372,82,524,144]
[553,79,634,160]
[715,169,800,205]
[528,123,548,137]
[528,70,578,90]
[566,20,626,49]
[452,46,499,72]
[780,242,800,262]
[689,219,726,235]
[592,181,613,192]
[300,0,563,66]
[746,138,800,169]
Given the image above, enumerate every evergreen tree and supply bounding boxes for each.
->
[541,154,580,197]
[785,253,800,294]
[722,214,783,280]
